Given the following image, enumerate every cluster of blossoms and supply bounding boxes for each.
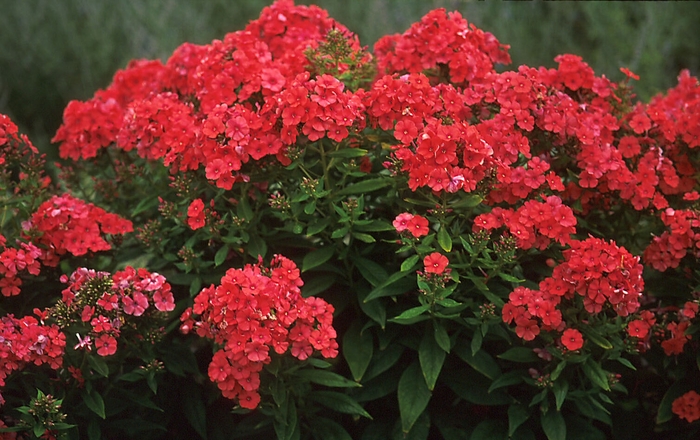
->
[0,314,66,406]
[53,266,175,357]
[180,255,338,409]
[473,195,577,250]
[502,238,644,344]
[0,113,51,197]
[643,207,700,271]
[25,194,133,262]
[52,0,366,191]
[0,236,42,297]
[672,390,700,423]
[392,213,430,238]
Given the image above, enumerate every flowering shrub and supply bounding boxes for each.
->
[2,1,700,439]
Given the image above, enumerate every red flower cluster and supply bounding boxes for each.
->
[643,207,700,271]
[473,196,576,250]
[0,314,66,400]
[180,255,338,409]
[0,239,42,297]
[502,238,644,342]
[1,113,51,194]
[374,8,510,84]
[58,266,175,357]
[672,390,700,423]
[26,194,133,261]
[53,0,366,192]
[393,213,430,238]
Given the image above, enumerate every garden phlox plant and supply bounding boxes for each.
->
[1,0,700,439]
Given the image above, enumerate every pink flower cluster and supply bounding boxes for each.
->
[180,255,338,409]
[60,266,175,357]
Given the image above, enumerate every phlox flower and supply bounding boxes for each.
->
[392,213,414,232]
[95,334,117,356]
[407,215,430,238]
[561,328,584,351]
[423,252,449,274]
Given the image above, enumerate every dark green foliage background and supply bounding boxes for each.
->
[0,0,698,155]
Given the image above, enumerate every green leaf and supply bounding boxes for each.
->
[309,391,371,419]
[328,147,368,158]
[354,220,394,232]
[579,327,613,349]
[550,361,567,381]
[352,256,388,287]
[87,356,110,378]
[274,396,299,440]
[471,419,508,440]
[364,271,415,302]
[398,362,432,434]
[246,234,267,259]
[363,344,404,382]
[214,245,229,267]
[342,322,374,382]
[307,218,331,235]
[82,389,106,419]
[131,195,158,216]
[454,340,501,380]
[358,288,387,328]
[182,383,207,439]
[488,370,526,393]
[450,194,483,209]
[189,276,202,296]
[552,379,569,411]
[433,321,451,352]
[497,272,525,283]
[302,274,336,297]
[336,177,389,195]
[437,227,452,252]
[419,325,446,390]
[401,254,420,273]
[615,357,636,371]
[311,417,353,440]
[498,347,538,363]
[471,331,483,356]
[294,370,362,388]
[237,197,254,221]
[508,404,531,438]
[541,409,566,440]
[582,359,610,391]
[352,232,376,243]
[304,200,316,215]
[302,246,335,272]
[390,305,430,324]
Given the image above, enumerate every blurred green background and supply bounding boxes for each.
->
[1,0,698,153]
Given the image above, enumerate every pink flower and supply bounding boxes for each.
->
[393,213,414,232]
[95,334,117,356]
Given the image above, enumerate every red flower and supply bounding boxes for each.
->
[392,213,414,232]
[407,215,429,238]
[561,328,584,351]
[423,252,449,274]
[672,390,700,423]
[627,320,650,339]
[187,198,206,230]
